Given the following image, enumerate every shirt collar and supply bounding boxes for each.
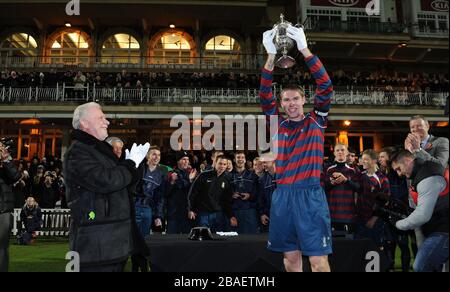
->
[421,135,430,148]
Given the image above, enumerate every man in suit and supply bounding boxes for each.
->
[405,115,449,168]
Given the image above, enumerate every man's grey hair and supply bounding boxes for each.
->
[106,136,124,146]
[410,115,429,125]
[72,102,102,129]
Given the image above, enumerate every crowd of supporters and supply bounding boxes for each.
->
[1,68,448,93]
[0,144,419,270]
[5,113,448,271]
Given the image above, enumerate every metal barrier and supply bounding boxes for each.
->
[12,208,71,236]
[0,85,447,107]
[0,55,261,70]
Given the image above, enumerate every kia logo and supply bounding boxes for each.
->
[328,0,360,7]
[431,0,449,12]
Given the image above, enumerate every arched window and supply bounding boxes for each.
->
[48,30,90,65]
[204,35,242,68]
[150,31,193,64]
[0,33,38,65]
[101,33,140,64]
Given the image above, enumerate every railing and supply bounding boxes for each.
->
[411,25,449,38]
[0,85,447,107]
[12,208,71,236]
[305,19,409,34]
[0,55,263,71]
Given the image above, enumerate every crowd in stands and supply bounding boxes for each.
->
[1,68,448,93]
[13,156,65,209]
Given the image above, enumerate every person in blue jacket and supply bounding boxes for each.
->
[230,151,260,234]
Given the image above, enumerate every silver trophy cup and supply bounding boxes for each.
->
[273,14,299,69]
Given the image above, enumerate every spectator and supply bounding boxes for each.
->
[405,115,449,168]
[230,151,260,234]
[31,165,45,200]
[324,143,360,233]
[106,136,125,159]
[379,147,412,272]
[18,197,42,245]
[134,146,167,237]
[252,157,264,178]
[391,150,449,272]
[204,150,224,171]
[347,147,358,168]
[9,71,19,87]
[131,146,168,272]
[165,151,196,234]
[73,71,86,99]
[28,156,40,179]
[226,158,234,173]
[13,162,29,208]
[188,155,237,232]
[355,149,390,251]
[38,171,59,208]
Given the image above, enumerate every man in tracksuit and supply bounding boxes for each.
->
[188,155,237,232]
[230,151,260,234]
[135,146,167,237]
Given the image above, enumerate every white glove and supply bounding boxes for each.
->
[286,25,308,51]
[262,28,277,55]
[125,142,150,168]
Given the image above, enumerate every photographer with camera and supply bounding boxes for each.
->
[378,147,412,272]
[0,137,22,272]
[36,171,60,209]
[391,150,449,272]
[230,151,260,234]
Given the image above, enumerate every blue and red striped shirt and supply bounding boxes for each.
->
[259,55,333,186]
[357,170,390,220]
[324,162,361,223]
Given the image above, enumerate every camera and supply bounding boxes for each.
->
[373,196,412,226]
[44,171,56,180]
[0,137,16,156]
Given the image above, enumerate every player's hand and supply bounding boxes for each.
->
[262,28,277,55]
[286,25,308,51]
